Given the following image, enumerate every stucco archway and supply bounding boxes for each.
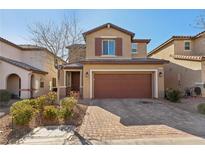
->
[7,73,21,98]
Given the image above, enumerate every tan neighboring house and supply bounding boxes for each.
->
[60,23,168,99]
[0,37,64,99]
[148,31,205,96]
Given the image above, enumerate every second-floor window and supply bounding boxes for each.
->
[184,41,191,51]
[131,43,138,53]
[102,39,115,55]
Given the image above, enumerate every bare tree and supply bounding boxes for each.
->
[28,15,84,60]
[27,15,84,102]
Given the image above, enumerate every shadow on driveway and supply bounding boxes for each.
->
[84,99,205,139]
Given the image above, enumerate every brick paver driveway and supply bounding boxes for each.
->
[79,99,205,144]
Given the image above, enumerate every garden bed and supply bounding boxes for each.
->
[0,103,87,144]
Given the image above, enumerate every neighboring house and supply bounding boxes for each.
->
[0,37,64,99]
[67,44,86,63]
[60,23,168,99]
[148,31,205,96]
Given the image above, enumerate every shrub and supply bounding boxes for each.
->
[59,97,77,120]
[43,105,59,121]
[61,97,77,111]
[59,108,72,120]
[46,92,57,104]
[0,90,11,106]
[34,95,47,110]
[10,100,33,126]
[165,89,181,102]
[197,103,205,114]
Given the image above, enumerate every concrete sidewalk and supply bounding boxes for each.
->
[91,137,205,145]
[15,125,75,145]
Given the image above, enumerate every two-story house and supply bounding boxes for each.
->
[60,23,168,99]
[0,37,64,99]
[148,31,205,96]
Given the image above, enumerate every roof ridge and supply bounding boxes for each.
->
[82,23,135,39]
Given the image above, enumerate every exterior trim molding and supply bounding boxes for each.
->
[89,69,158,99]
[63,69,83,88]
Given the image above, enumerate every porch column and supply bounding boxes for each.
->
[20,72,32,99]
[154,70,159,98]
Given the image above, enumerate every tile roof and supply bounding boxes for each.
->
[172,54,205,61]
[61,62,83,69]
[0,56,48,74]
[80,58,169,64]
[83,23,135,39]
[148,31,205,56]
[18,44,47,50]
[132,39,151,44]
[0,37,65,63]
[66,44,86,49]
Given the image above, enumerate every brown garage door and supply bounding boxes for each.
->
[94,74,152,98]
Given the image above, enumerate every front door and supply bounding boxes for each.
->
[71,72,80,91]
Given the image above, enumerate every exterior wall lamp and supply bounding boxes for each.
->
[85,71,89,78]
[159,71,163,77]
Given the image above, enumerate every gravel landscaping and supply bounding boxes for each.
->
[0,103,87,144]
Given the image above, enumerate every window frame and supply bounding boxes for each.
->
[102,39,116,56]
[52,78,57,88]
[131,43,138,53]
[184,41,191,51]
[40,81,44,88]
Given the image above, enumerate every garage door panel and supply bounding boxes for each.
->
[94,74,152,98]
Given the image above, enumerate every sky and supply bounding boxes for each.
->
[0,9,204,52]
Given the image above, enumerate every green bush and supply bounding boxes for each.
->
[43,105,59,121]
[60,97,77,111]
[165,89,181,102]
[0,90,11,106]
[10,100,33,126]
[197,103,205,114]
[59,97,77,120]
[46,92,57,104]
[34,95,47,110]
[59,108,72,120]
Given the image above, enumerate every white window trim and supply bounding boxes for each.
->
[102,39,116,56]
[89,69,159,99]
[63,69,83,88]
[184,40,191,51]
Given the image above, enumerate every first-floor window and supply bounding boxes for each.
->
[52,78,57,87]
[102,39,115,55]
[40,81,44,88]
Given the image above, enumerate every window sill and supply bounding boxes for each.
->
[184,49,191,51]
[101,55,117,57]
[131,52,138,54]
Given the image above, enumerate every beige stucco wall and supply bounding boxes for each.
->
[31,73,51,98]
[131,43,147,58]
[0,60,31,98]
[0,41,22,61]
[22,50,58,97]
[193,36,205,55]
[85,27,132,59]
[174,40,194,56]
[82,64,165,99]
[169,36,205,56]
[150,42,203,95]
[0,40,63,98]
